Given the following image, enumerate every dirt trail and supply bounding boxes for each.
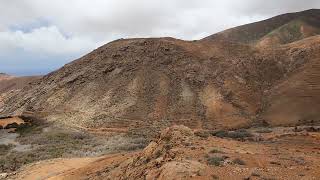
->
[11,157,99,180]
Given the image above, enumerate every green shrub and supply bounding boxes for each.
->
[207,156,225,166]
[255,129,272,133]
[212,129,253,140]
[211,130,228,138]
[194,131,210,138]
[0,145,13,156]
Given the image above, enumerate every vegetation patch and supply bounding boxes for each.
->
[207,156,226,166]
[0,145,13,156]
[0,116,148,173]
[211,129,253,140]
[194,131,210,138]
[15,116,47,136]
[255,128,272,133]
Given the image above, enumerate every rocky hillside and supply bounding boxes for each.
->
[0,10,319,131]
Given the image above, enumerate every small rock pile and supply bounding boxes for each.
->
[104,125,208,180]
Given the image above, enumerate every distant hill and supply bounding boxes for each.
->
[1,9,319,132]
[203,9,320,46]
[0,73,12,81]
[0,75,42,95]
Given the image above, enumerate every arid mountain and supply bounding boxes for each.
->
[0,73,41,109]
[0,9,319,131]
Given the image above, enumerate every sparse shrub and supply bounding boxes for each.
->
[15,122,44,137]
[212,129,253,140]
[293,126,303,132]
[71,132,89,140]
[293,157,306,165]
[207,156,225,166]
[209,149,223,154]
[232,158,246,165]
[5,123,19,129]
[212,175,219,179]
[194,131,210,138]
[211,130,228,138]
[164,144,172,150]
[0,117,150,173]
[155,150,162,158]
[251,172,260,177]
[116,137,148,152]
[255,129,272,133]
[270,161,281,165]
[116,144,145,151]
[304,126,320,132]
[228,130,253,139]
[0,145,13,156]
[145,157,151,163]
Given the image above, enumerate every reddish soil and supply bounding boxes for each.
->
[0,117,25,128]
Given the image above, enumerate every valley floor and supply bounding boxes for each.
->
[5,125,320,180]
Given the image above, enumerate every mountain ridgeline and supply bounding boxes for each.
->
[1,9,320,131]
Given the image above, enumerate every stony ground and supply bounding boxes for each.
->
[5,125,320,180]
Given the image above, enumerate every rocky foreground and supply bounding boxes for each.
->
[8,125,320,180]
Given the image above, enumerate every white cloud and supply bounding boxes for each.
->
[0,0,319,75]
[0,26,100,56]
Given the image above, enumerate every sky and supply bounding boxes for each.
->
[0,0,319,76]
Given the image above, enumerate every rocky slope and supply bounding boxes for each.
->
[0,9,319,131]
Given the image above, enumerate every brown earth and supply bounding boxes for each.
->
[9,125,320,180]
